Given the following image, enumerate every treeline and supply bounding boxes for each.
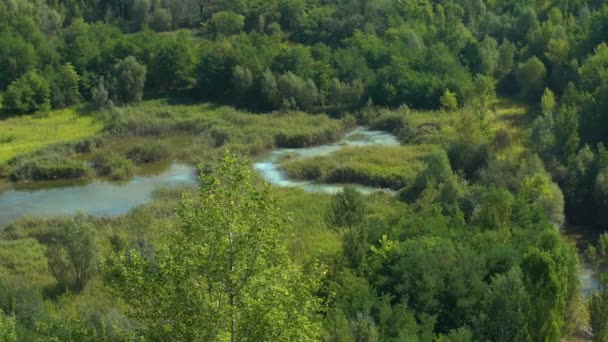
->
[2,0,608,118]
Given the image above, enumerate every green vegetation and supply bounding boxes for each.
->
[0,109,101,163]
[281,145,435,189]
[0,0,608,340]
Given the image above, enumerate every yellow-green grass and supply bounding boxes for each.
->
[0,109,102,163]
[488,104,530,159]
[280,145,438,189]
[274,188,341,264]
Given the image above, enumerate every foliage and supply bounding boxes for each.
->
[0,109,101,163]
[91,152,134,180]
[3,71,50,115]
[104,151,322,341]
[110,56,147,105]
[125,143,170,165]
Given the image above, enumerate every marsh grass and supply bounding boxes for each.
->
[0,109,102,163]
[280,145,437,189]
[105,100,353,151]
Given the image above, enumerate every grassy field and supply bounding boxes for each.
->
[0,109,102,163]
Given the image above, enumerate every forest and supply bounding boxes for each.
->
[0,0,608,341]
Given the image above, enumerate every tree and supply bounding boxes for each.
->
[150,8,172,32]
[587,233,608,342]
[46,214,99,293]
[326,186,368,269]
[0,311,16,342]
[131,0,151,30]
[92,76,110,110]
[208,11,245,36]
[555,105,580,161]
[478,36,498,76]
[105,151,322,341]
[51,63,81,109]
[540,88,556,116]
[0,31,38,90]
[516,57,546,101]
[478,267,530,342]
[440,89,458,111]
[3,71,50,115]
[473,188,514,234]
[110,56,147,105]
[232,65,253,101]
[260,69,281,109]
[277,72,319,112]
[496,39,515,77]
[519,174,565,227]
[520,248,564,342]
[149,33,198,91]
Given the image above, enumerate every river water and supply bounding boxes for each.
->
[0,163,197,227]
[253,126,400,194]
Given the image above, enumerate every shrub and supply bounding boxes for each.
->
[447,142,490,179]
[91,152,134,180]
[126,143,170,164]
[3,71,50,115]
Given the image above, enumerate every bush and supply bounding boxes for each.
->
[91,152,134,180]
[126,143,170,164]
[447,142,490,179]
[3,71,50,115]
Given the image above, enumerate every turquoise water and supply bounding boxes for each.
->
[0,163,197,227]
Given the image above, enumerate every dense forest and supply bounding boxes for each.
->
[0,0,608,341]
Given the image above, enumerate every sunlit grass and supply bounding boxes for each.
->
[0,109,102,162]
[280,144,438,189]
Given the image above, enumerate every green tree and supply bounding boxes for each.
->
[478,36,498,76]
[110,56,147,105]
[150,8,172,32]
[0,31,38,90]
[3,71,50,115]
[50,63,81,109]
[92,76,109,109]
[131,0,151,30]
[326,186,368,269]
[587,233,608,342]
[497,39,515,77]
[46,214,99,293]
[208,11,245,37]
[516,57,547,101]
[473,188,514,234]
[260,69,281,109]
[105,151,322,341]
[555,105,580,161]
[521,248,564,342]
[519,174,565,227]
[0,310,16,342]
[540,88,556,116]
[232,65,253,101]
[149,33,198,91]
[478,267,530,342]
[440,89,458,111]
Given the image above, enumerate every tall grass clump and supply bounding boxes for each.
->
[91,152,134,180]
